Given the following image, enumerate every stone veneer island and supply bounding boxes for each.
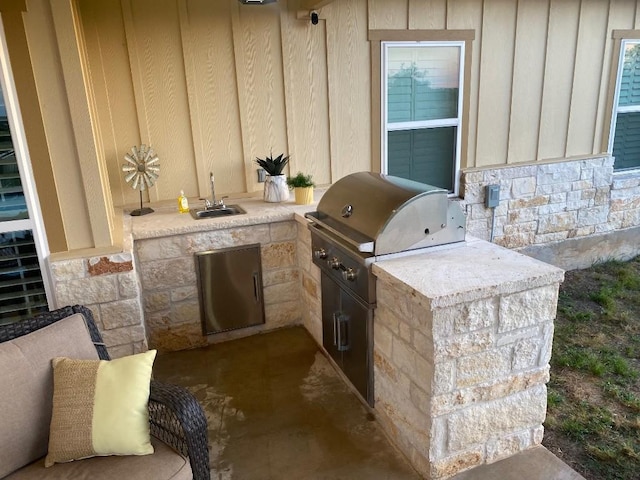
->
[298,227,564,479]
[50,200,564,479]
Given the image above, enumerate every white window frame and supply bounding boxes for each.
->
[608,38,640,175]
[381,41,465,195]
[0,17,54,309]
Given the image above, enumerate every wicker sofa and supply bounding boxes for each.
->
[0,305,210,480]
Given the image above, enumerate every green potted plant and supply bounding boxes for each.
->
[287,172,315,205]
[255,153,290,202]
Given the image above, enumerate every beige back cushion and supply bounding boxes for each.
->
[0,314,100,477]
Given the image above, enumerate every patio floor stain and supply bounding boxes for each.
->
[154,326,421,480]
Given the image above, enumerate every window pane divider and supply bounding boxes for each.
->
[617,105,640,113]
[388,118,459,131]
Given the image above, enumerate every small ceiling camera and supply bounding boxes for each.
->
[311,11,319,25]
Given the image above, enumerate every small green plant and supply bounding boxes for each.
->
[255,152,290,175]
[590,287,617,314]
[286,172,315,189]
[547,388,565,408]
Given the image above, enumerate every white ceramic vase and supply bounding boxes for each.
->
[263,174,290,203]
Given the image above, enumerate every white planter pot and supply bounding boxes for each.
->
[263,174,290,203]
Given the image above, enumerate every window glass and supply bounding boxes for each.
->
[388,127,455,190]
[383,43,462,193]
[611,41,640,171]
[618,43,640,107]
[387,46,459,123]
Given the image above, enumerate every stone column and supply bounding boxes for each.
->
[372,237,564,479]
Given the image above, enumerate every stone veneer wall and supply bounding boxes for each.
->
[296,217,322,345]
[135,220,301,351]
[372,244,563,479]
[462,156,640,250]
[48,251,147,359]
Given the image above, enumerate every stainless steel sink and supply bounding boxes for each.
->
[190,205,246,220]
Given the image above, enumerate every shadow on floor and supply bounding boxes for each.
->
[154,326,421,480]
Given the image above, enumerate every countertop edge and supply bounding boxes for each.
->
[372,238,565,308]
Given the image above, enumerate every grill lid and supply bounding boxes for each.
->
[306,172,465,256]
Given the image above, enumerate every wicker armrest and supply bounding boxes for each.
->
[0,305,110,360]
[149,380,210,480]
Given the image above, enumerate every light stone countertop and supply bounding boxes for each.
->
[372,236,565,308]
[128,190,325,240]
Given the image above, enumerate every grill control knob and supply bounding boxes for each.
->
[314,248,328,260]
[342,268,357,282]
[328,257,341,269]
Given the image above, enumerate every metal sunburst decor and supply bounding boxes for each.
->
[122,144,160,216]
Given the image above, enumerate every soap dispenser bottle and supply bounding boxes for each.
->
[178,190,189,213]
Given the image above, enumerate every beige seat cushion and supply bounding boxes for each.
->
[5,436,193,480]
[0,314,100,478]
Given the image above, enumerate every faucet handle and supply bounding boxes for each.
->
[219,196,229,208]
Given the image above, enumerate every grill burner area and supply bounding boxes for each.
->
[306,172,467,407]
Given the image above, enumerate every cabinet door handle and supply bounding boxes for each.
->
[337,313,350,352]
[253,272,261,303]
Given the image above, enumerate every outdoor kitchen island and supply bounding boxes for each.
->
[351,237,564,479]
[53,196,564,480]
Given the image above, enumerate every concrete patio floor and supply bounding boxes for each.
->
[154,326,584,480]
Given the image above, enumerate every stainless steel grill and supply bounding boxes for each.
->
[306,172,466,406]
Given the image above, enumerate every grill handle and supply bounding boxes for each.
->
[336,313,350,352]
[305,212,374,253]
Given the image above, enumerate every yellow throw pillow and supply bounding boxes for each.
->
[45,350,157,467]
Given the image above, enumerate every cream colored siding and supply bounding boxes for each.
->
[325,0,371,180]
[508,0,548,163]
[179,0,245,198]
[566,0,609,158]
[408,0,446,30]
[75,0,640,207]
[232,3,288,195]
[476,1,517,167]
[23,0,90,250]
[15,0,640,252]
[538,0,580,160]
[280,7,331,184]
[123,0,198,202]
[368,0,408,30]
[81,0,142,209]
[445,0,483,169]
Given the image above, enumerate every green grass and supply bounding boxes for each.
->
[543,255,640,480]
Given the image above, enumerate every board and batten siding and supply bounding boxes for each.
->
[74,0,640,210]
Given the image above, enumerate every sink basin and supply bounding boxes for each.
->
[190,205,246,220]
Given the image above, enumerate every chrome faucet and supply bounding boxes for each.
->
[204,172,228,209]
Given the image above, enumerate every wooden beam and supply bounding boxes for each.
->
[50,0,118,249]
[0,0,26,13]
[1,7,68,252]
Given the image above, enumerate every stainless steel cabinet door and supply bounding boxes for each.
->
[196,244,265,335]
[321,272,373,405]
[321,272,342,366]
[339,288,372,405]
